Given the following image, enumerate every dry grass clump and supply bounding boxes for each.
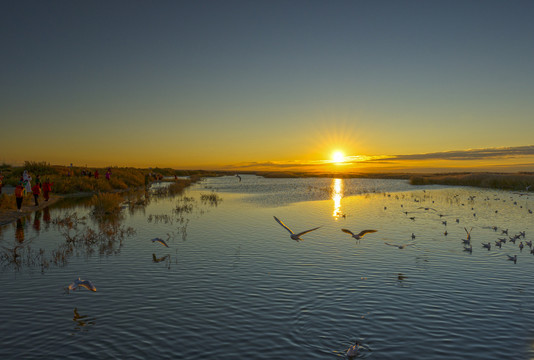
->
[168,179,192,195]
[90,193,123,215]
[410,173,534,191]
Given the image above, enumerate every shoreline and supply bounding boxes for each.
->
[0,193,63,226]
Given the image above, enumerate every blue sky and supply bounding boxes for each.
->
[2,0,534,171]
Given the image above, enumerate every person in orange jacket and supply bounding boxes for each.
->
[15,181,25,212]
[43,178,53,201]
[32,182,41,206]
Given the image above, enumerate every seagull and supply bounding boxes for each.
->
[346,343,359,358]
[235,174,241,182]
[68,278,97,292]
[341,228,377,240]
[507,255,517,263]
[464,227,473,241]
[151,238,169,248]
[462,238,471,245]
[463,245,473,253]
[482,242,491,250]
[385,242,414,249]
[273,216,321,241]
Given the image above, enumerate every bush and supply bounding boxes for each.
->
[90,193,123,215]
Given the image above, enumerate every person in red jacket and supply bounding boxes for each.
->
[32,183,41,206]
[43,178,53,201]
[15,181,25,212]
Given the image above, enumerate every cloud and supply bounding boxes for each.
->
[224,145,534,171]
[365,145,534,162]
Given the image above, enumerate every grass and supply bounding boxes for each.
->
[200,192,222,206]
[90,193,123,215]
[409,172,534,191]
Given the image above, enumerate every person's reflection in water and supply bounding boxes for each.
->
[33,210,42,233]
[15,218,25,243]
[43,206,51,230]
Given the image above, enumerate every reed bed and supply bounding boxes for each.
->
[410,173,534,191]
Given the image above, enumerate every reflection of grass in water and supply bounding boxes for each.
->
[0,212,135,272]
[148,214,174,225]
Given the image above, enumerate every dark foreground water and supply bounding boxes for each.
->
[1,176,533,359]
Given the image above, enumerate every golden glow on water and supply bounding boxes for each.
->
[331,178,344,219]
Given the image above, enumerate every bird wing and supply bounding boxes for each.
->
[68,282,78,291]
[294,226,321,237]
[274,216,294,235]
[152,238,169,247]
[79,280,97,291]
[341,228,355,236]
[384,242,396,247]
[357,230,377,238]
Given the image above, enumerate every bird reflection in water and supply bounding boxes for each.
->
[331,178,344,219]
[72,307,96,334]
[152,253,170,263]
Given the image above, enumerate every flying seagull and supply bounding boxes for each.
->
[341,228,377,240]
[151,238,169,248]
[273,216,320,241]
[68,278,97,292]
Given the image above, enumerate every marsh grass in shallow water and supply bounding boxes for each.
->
[200,192,222,206]
[0,211,135,272]
[90,193,123,215]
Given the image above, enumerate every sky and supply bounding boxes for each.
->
[2,0,534,172]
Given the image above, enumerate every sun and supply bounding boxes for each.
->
[332,151,345,163]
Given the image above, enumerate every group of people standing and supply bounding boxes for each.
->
[14,170,53,212]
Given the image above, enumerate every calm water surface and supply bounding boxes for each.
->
[1,176,533,359]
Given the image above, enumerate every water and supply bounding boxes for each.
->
[1,175,533,359]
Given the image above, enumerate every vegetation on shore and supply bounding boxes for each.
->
[0,162,210,211]
[409,172,534,191]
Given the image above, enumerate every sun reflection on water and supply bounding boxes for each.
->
[331,178,344,219]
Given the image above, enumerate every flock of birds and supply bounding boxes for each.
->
[65,178,531,359]
[272,188,531,357]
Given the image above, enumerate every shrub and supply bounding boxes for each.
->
[90,193,123,215]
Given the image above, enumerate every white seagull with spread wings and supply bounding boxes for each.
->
[273,216,321,241]
[68,278,97,292]
[341,228,377,240]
